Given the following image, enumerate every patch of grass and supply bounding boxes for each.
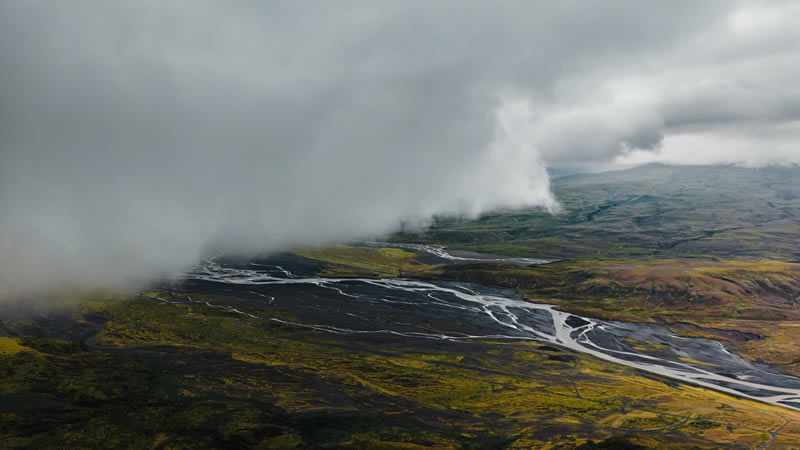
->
[620,414,683,430]
[294,245,437,277]
[89,294,298,351]
[0,337,34,356]
[678,357,718,367]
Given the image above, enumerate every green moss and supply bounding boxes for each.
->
[620,415,683,430]
[293,245,436,277]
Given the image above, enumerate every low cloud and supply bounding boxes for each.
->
[1,1,799,298]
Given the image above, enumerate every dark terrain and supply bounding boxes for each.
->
[3,164,800,448]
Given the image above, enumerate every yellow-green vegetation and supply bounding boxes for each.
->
[624,337,668,353]
[0,337,32,356]
[618,413,683,431]
[0,338,45,395]
[86,294,298,352]
[678,357,717,367]
[294,245,436,277]
[4,293,800,448]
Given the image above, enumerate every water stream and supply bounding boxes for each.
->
[177,256,800,412]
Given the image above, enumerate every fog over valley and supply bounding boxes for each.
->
[2,1,800,298]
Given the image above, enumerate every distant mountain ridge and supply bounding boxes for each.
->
[392,163,800,260]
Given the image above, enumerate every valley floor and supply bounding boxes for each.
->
[4,247,800,448]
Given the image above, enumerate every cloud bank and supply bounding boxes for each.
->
[1,1,799,297]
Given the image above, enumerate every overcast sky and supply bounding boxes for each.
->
[1,1,799,298]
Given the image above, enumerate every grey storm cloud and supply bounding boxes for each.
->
[1,1,799,298]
